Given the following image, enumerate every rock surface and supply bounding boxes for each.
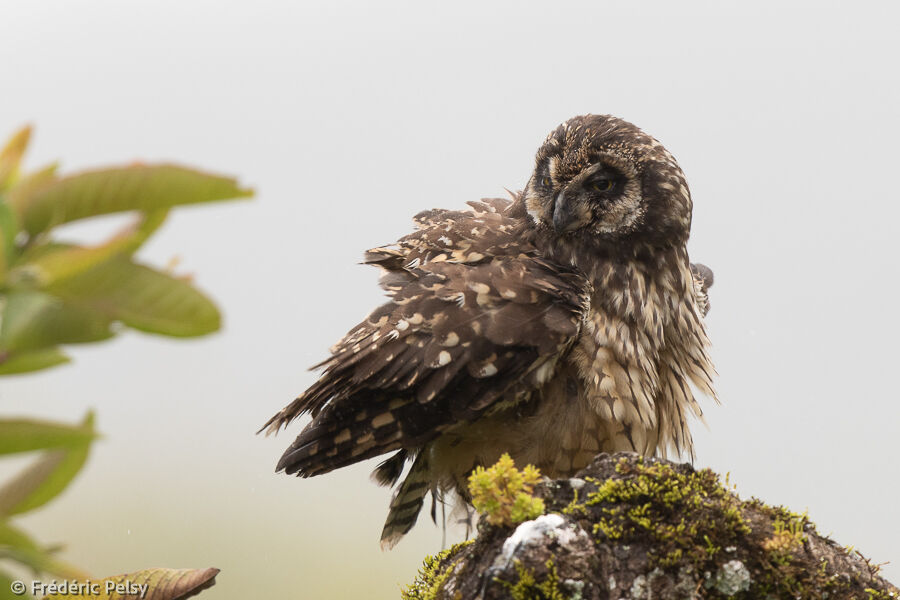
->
[402,453,898,600]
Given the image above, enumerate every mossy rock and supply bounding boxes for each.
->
[402,452,898,600]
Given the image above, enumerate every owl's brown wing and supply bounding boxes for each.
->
[264,199,590,478]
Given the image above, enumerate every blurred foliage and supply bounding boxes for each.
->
[0,125,253,375]
[0,412,96,594]
[0,125,250,598]
[468,453,545,527]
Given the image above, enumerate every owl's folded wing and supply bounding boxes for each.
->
[263,203,590,478]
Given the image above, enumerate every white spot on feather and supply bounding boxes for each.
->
[478,363,497,377]
[372,412,394,428]
[437,350,452,366]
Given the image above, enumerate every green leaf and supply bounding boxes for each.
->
[48,257,220,337]
[0,347,70,376]
[0,126,32,192]
[0,520,41,552]
[0,290,114,355]
[4,162,58,220]
[0,520,88,580]
[7,209,169,287]
[13,240,74,267]
[0,416,96,456]
[0,199,18,281]
[14,164,252,235]
[0,412,95,516]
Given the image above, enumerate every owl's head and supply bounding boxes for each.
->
[523,115,693,248]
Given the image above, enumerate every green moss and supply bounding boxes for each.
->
[575,457,750,572]
[401,540,473,600]
[864,588,900,600]
[497,558,572,600]
[561,487,586,517]
[468,453,545,527]
[704,534,721,558]
[554,456,898,599]
[762,514,807,565]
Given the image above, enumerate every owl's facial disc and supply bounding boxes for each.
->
[526,157,643,237]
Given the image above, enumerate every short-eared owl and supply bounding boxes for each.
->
[263,114,716,547]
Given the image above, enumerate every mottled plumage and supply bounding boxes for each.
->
[263,114,717,547]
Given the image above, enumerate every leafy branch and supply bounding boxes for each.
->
[0,125,251,598]
[0,125,253,375]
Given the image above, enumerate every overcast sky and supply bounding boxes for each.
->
[2,1,898,597]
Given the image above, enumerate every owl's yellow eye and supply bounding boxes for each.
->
[540,176,551,187]
[591,179,614,193]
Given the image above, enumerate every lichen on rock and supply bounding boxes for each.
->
[710,560,751,595]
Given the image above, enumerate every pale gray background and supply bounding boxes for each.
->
[2,1,898,597]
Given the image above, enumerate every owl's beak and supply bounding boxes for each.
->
[552,191,578,233]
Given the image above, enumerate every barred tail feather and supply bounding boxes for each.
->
[275,400,406,477]
[380,453,431,549]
